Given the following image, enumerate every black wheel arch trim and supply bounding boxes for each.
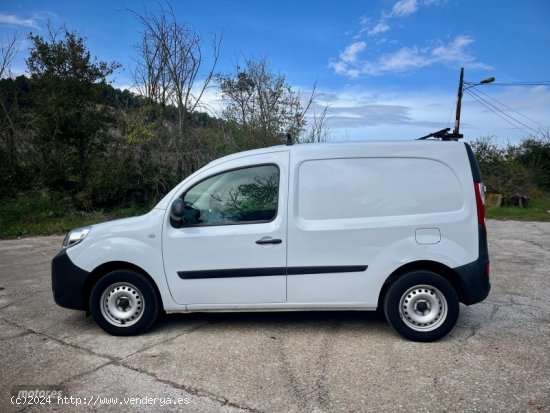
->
[84,261,163,313]
[52,250,162,312]
[377,257,490,310]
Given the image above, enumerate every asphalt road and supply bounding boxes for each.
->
[0,220,549,412]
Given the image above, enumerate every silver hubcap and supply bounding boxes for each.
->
[100,282,144,327]
[399,284,447,331]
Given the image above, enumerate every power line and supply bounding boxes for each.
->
[472,87,546,130]
[466,88,541,136]
[489,81,550,86]
[464,88,541,137]
[466,91,532,136]
[446,98,457,130]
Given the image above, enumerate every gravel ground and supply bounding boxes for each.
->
[0,219,549,412]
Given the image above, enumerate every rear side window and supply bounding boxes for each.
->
[297,158,462,220]
[182,164,279,226]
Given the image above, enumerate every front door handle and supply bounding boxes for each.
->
[255,237,282,245]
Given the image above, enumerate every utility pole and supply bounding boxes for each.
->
[417,68,494,141]
[453,67,464,138]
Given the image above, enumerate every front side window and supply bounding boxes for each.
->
[181,164,279,226]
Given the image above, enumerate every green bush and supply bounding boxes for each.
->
[0,191,148,238]
[470,136,549,200]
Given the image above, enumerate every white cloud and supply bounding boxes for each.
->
[340,41,366,63]
[432,35,474,61]
[317,87,446,130]
[333,1,488,78]
[0,13,38,29]
[327,60,348,75]
[390,0,419,17]
[329,36,490,77]
[372,46,429,73]
[430,35,490,69]
[328,42,366,78]
[307,85,550,143]
[357,17,390,38]
[328,59,361,78]
[354,0,444,41]
[368,20,390,36]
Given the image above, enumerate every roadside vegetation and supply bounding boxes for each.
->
[0,192,149,238]
[486,194,550,222]
[0,7,548,238]
[469,136,550,222]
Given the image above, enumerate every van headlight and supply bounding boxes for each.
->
[62,226,91,248]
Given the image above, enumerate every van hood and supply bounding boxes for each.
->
[86,208,164,237]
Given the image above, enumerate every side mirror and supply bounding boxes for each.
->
[170,198,185,228]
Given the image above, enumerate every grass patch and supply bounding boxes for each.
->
[0,191,150,238]
[487,194,550,222]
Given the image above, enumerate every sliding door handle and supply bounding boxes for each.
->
[255,237,282,245]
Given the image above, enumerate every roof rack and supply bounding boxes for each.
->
[417,128,463,141]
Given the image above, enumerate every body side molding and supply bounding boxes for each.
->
[178,265,368,279]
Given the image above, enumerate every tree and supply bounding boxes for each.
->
[469,136,536,202]
[0,34,33,196]
[26,27,120,196]
[0,33,19,169]
[0,76,32,173]
[129,5,221,178]
[299,105,330,143]
[516,133,550,192]
[131,5,220,134]
[217,57,323,148]
[0,33,18,79]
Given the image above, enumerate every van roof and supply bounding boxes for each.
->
[207,140,465,168]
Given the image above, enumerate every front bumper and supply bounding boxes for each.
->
[51,249,90,310]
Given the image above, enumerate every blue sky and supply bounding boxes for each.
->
[1,0,549,143]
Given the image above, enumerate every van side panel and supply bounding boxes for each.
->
[297,158,463,219]
[287,142,478,307]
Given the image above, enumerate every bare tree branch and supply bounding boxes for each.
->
[0,33,18,79]
[128,4,221,135]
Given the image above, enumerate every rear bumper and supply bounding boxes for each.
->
[51,249,90,310]
[454,257,490,305]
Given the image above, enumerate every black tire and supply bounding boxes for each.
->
[383,271,459,342]
[90,270,160,336]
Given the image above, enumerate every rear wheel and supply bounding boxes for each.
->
[90,270,160,336]
[383,271,459,342]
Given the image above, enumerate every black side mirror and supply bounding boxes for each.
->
[170,198,201,227]
[170,198,185,228]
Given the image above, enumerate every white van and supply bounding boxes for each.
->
[52,141,490,341]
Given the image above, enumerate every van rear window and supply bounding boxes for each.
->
[297,158,462,220]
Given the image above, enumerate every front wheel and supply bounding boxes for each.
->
[383,271,459,342]
[90,270,160,336]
